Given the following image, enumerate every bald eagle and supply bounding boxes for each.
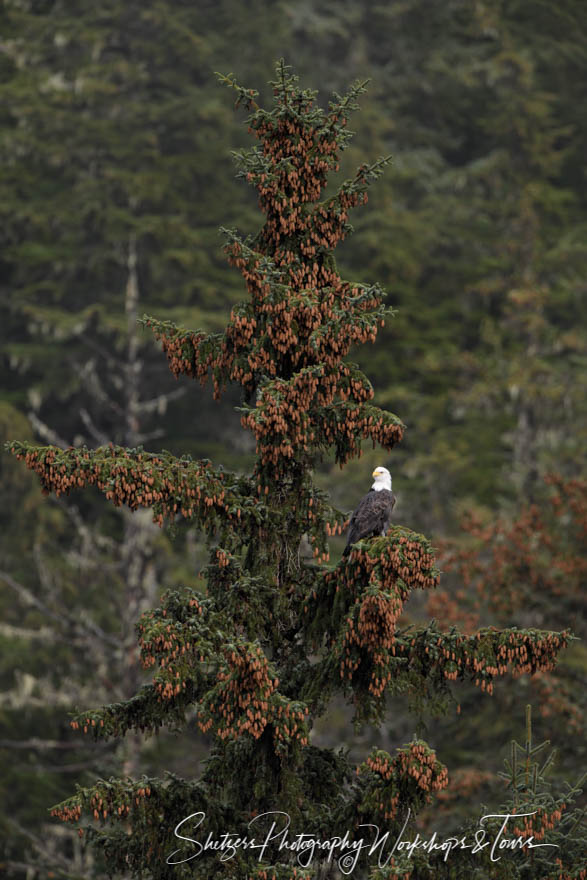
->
[343,466,395,557]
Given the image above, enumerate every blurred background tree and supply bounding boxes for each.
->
[1,0,585,876]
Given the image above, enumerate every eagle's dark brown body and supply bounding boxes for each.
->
[343,488,396,557]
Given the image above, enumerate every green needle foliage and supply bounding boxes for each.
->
[6,62,574,880]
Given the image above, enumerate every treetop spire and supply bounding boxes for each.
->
[144,62,399,484]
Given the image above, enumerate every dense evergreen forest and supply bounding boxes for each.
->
[1,1,585,877]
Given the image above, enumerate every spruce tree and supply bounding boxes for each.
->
[7,62,572,880]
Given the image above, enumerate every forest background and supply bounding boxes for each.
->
[0,0,585,877]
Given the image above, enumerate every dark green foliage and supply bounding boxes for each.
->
[1,2,586,878]
[6,62,576,880]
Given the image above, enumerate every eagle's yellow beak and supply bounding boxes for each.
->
[372,469,379,478]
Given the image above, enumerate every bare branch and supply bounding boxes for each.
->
[0,567,120,650]
[77,358,124,416]
[0,737,91,750]
[26,412,68,449]
[0,569,64,626]
[73,612,121,649]
[0,622,55,641]
[79,407,110,445]
[54,497,116,554]
[125,234,141,447]
[136,387,187,415]
[135,428,165,443]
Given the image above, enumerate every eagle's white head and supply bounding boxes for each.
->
[371,466,392,492]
